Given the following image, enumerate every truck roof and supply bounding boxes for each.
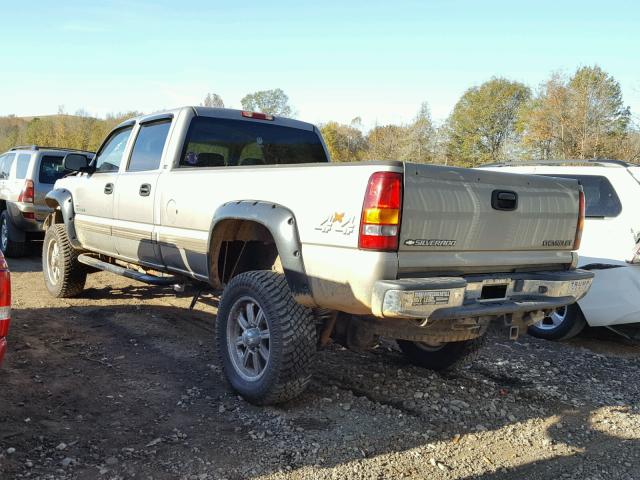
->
[117,106,317,132]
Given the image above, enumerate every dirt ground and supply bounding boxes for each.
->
[1,252,640,480]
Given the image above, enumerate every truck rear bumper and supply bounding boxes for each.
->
[372,269,594,321]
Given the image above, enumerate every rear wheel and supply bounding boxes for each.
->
[42,224,86,298]
[397,335,486,371]
[216,271,316,405]
[0,210,28,258]
[527,303,586,340]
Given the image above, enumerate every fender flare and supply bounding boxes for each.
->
[207,201,314,305]
[44,189,82,249]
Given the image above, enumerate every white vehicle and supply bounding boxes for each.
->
[480,160,640,339]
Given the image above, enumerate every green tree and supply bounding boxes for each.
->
[366,124,406,161]
[401,102,436,163]
[201,93,225,108]
[240,88,292,116]
[446,78,531,166]
[320,120,367,161]
[521,66,630,159]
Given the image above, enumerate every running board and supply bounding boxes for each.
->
[78,254,179,286]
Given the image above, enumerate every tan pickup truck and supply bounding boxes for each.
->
[42,107,593,404]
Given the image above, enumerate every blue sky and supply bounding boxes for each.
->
[0,0,638,128]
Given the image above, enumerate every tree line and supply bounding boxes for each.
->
[1,65,638,165]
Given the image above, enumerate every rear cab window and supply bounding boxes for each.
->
[542,174,622,217]
[179,117,328,168]
[39,155,67,184]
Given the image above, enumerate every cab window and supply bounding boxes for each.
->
[127,120,171,172]
[94,127,133,173]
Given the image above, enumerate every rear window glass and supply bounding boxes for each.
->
[15,153,31,179]
[542,174,622,217]
[39,155,67,184]
[179,117,328,168]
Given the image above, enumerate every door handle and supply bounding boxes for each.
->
[491,190,518,211]
[104,183,114,195]
[139,183,151,197]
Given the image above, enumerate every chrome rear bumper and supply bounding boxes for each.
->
[372,269,594,322]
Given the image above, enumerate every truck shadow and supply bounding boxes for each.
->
[1,302,639,478]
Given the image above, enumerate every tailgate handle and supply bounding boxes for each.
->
[492,190,518,211]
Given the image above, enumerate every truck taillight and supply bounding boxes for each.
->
[573,190,585,250]
[18,180,34,203]
[0,267,10,339]
[359,172,403,251]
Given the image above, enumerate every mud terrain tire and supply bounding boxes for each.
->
[43,224,86,298]
[216,271,316,405]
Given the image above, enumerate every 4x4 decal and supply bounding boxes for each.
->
[316,212,356,235]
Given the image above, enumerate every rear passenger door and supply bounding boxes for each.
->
[113,118,172,266]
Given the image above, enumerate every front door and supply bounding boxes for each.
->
[113,119,171,265]
[73,126,134,256]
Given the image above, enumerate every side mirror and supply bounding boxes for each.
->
[63,153,92,172]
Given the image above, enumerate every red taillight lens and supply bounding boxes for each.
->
[574,190,585,250]
[18,180,34,203]
[359,172,403,251]
[0,269,11,338]
[22,212,35,220]
[241,111,274,121]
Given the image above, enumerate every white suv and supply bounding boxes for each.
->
[480,160,640,339]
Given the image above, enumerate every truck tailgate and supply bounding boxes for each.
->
[400,163,580,256]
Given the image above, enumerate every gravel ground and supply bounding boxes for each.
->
[1,254,639,480]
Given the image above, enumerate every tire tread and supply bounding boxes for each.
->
[43,224,86,298]
[216,271,316,405]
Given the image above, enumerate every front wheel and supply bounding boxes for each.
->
[42,224,86,298]
[527,304,586,340]
[397,336,486,371]
[216,271,316,405]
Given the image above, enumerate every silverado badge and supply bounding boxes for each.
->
[404,239,457,247]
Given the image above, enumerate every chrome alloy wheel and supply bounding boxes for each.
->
[536,306,567,330]
[226,296,271,381]
[46,238,61,286]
